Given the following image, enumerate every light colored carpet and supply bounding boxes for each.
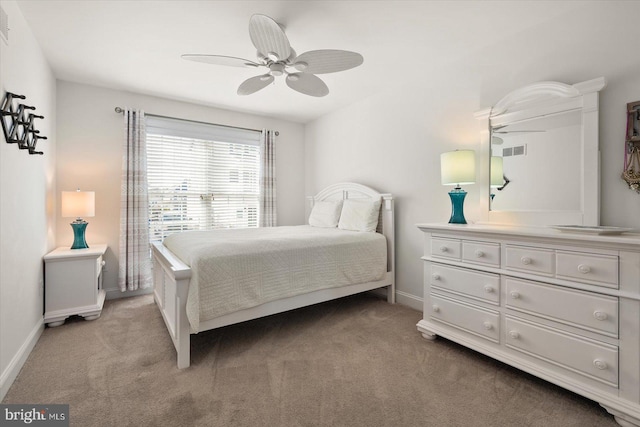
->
[3,293,616,426]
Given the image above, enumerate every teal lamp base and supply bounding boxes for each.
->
[70,220,89,249]
[448,188,467,224]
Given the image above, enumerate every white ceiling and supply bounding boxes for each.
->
[15,1,585,123]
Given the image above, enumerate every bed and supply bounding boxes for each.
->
[151,182,395,368]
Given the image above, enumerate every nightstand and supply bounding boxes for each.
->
[43,244,107,327]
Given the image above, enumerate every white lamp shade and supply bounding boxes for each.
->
[441,150,476,186]
[490,156,504,187]
[61,191,95,218]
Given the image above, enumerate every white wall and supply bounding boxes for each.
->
[305,2,640,309]
[0,0,56,400]
[56,81,305,298]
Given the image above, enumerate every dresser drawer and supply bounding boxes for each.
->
[462,241,500,267]
[556,251,618,289]
[505,245,554,275]
[505,278,618,336]
[431,237,461,261]
[431,264,499,304]
[505,316,618,386]
[430,294,500,342]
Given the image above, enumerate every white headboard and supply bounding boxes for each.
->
[306,182,394,273]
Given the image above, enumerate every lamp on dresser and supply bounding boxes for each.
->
[441,149,476,224]
[61,189,95,249]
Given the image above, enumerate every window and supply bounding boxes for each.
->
[146,116,260,243]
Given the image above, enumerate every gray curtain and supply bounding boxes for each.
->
[118,108,152,291]
[259,129,277,227]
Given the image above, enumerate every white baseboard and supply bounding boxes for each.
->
[395,290,423,312]
[0,319,44,401]
[105,286,153,300]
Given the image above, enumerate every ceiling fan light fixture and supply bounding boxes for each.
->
[267,52,280,62]
[269,63,285,76]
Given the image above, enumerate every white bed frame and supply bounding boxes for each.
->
[151,182,395,368]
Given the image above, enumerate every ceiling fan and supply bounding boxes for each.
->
[491,125,546,135]
[182,14,363,97]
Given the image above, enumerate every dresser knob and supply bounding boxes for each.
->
[593,311,608,321]
[440,246,448,253]
[432,305,440,313]
[432,274,441,281]
[509,331,520,339]
[520,257,532,265]
[593,359,608,370]
[483,321,493,330]
[483,285,494,293]
[578,264,591,274]
[510,291,521,299]
[475,250,485,258]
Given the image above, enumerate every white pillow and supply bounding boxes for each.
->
[338,198,382,232]
[308,200,343,228]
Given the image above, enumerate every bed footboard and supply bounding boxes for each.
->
[151,242,192,368]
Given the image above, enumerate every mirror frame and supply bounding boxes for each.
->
[475,77,606,226]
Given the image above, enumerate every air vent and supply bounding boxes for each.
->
[513,145,526,156]
[503,144,527,157]
[0,6,8,44]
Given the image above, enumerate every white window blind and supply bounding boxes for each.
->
[146,116,261,243]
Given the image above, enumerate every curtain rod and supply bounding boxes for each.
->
[114,107,279,136]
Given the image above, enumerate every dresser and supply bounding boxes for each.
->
[44,244,107,327]
[416,224,640,427]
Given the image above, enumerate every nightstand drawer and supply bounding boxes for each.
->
[505,277,618,336]
[431,237,461,261]
[462,241,500,267]
[505,245,554,275]
[430,293,499,342]
[556,251,618,289]
[431,264,499,304]
[505,316,618,387]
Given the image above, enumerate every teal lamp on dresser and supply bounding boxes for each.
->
[61,189,95,249]
[440,150,475,224]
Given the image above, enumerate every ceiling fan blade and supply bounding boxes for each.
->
[286,73,329,97]
[237,74,274,96]
[494,130,546,134]
[249,14,291,62]
[182,54,261,68]
[293,50,363,74]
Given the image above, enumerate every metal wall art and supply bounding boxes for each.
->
[623,101,640,193]
[0,91,46,155]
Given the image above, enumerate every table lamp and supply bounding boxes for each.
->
[61,189,95,249]
[441,150,476,224]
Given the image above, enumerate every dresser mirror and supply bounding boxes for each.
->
[476,77,606,226]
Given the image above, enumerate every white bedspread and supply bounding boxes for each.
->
[163,225,387,332]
